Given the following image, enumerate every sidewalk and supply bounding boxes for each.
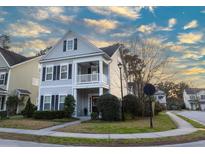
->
[0,112,198,139]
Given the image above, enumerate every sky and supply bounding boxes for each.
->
[0,6,205,87]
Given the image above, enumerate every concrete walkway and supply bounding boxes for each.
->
[0,112,198,139]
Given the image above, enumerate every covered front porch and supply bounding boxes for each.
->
[75,87,109,117]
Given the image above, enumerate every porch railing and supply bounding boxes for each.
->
[76,73,108,84]
[77,73,99,84]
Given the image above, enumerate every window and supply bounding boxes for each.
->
[60,65,68,79]
[67,40,73,50]
[158,96,164,99]
[44,96,51,110]
[68,64,72,79]
[201,95,205,99]
[0,73,5,85]
[190,95,196,100]
[0,96,3,111]
[59,95,66,110]
[46,66,53,80]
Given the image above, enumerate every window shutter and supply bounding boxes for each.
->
[40,96,44,111]
[68,64,72,79]
[63,40,67,52]
[1,96,5,110]
[51,95,55,111]
[57,65,60,80]
[74,38,77,50]
[4,72,8,85]
[53,66,57,80]
[55,95,59,110]
[42,67,46,81]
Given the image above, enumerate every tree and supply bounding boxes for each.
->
[120,38,171,115]
[36,46,52,56]
[21,98,37,118]
[64,95,75,118]
[0,34,10,50]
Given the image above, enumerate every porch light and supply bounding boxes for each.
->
[118,62,123,69]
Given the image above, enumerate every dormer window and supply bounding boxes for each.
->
[0,73,5,85]
[67,40,73,50]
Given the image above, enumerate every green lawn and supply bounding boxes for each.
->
[0,116,78,130]
[176,114,205,129]
[57,112,176,134]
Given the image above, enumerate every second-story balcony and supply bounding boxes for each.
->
[76,61,109,85]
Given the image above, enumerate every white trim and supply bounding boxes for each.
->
[45,65,53,81]
[60,63,68,80]
[40,84,73,88]
[58,94,67,110]
[43,95,52,111]
[0,52,10,68]
[88,93,99,114]
[6,69,10,91]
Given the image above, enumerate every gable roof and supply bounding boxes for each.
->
[100,43,121,57]
[185,88,205,94]
[0,47,28,66]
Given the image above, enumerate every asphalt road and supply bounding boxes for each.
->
[0,139,65,147]
[176,110,205,125]
[162,140,205,147]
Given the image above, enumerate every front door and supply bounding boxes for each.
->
[91,96,99,113]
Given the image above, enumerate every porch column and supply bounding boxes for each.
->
[73,88,77,117]
[99,60,103,84]
[99,87,103,96]
[74,62,78,85]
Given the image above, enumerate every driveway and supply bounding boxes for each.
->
[176,110,205,125]
[0,139,65,147]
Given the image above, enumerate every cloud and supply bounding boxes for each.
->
[178,32,203,44]
[7,21,51,38]
[89,39,116,48]
[166,43,185,52]
[168,18,177,28]
[184,20,198,30]
[183,67,205,75]
[84,18,119,33]
[111,32,133,38]
[0,18,4,22]
[27,7,74,23]
[10,38,58,56]
[88,6,141,20]
[182,51,203,60]
[137,23,156,33]
[201,10,205,13]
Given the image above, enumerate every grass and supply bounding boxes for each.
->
[57,112,176,134]
[176,114,205,129]
[0,116,78,130]
[0,130,205,146]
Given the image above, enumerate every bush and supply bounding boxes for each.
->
[123,94,140,118]
[0,111,7,119]
[167,98,182,110]
[33,111,65,119]
[154,102,163,115]
[97,94,121,121]
[6,96,20,115]
[21,98,37,118]
[64,95,75,118]
[91,112,98,120]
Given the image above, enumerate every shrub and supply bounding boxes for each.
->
[6,96,20,115]
[154,102,163,115]
[167,98,182,110]
[0,111,7,119]
[144,97,164,116]
[123,94,140,118]
[97,94,121,121]
[33,111,65,119]
[21,98,37,118]
[64,95,75,118]
[91,112,98,120]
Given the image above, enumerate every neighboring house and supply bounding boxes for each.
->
[154,90,167,105]
[183,88,205,111]
[38,30,127,117]
[0,47,40,113]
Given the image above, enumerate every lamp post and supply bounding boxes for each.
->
[118,62,124,121]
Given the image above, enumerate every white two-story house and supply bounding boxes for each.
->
[38,30,127,117]
[183,88,205,111]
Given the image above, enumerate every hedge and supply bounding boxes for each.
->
[0,111,7,119]
[33,111,65,119]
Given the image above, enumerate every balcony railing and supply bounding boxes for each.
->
[77,73,99,84]
[76,73,108,84]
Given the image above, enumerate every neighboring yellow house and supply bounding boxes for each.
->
[0,47,40,113]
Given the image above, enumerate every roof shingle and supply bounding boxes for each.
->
[100,43,121,57]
